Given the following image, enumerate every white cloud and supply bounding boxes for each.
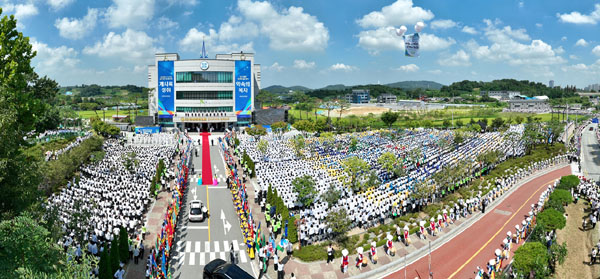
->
[47,0,74,10]
[557,4,600,25]
[575,38,588,47]
[438,50,471,66]
[569,54,579,60]
[105,0,154,29]
[430,19,456,29]
[293,59,315,69]
[593,45,600,56]
[357,27,454,54]
[329,63,357,72]
[555,46,565,55]
[216,15,259,42]
[561,60,600,76]
[2,3,38,19]
[518,1,524,8]
[83,29,158,64]
[237,0,329,51]
[535,23,543,28]
[133,65,147,73]
[157,16,179,30]
[55,9,99,40]
[561,36,567,41]
[428,69,442,74]
[461,26,478,35]
[179,28,255,54]
[393,64,419,72]
[31,39,80,72]
[165,0,197,6]
[357,0,434,28]
[466,20,565,66]
[267,62,284,72]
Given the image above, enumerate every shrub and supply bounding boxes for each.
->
[513,242,550,278]
[557,175,579,190]
[544,199,565,213]
[118,227,129,263]
[537,208,566,231]
[293,244,328,262]
[548,189,572,205]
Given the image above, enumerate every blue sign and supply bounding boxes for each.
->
[135,126,161,134]
[157,61,174,119]
[235,60,252,118]
[593,118,598,123]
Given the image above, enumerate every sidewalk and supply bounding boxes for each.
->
[241,162,569,279]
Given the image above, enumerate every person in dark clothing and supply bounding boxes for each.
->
[482,199,486,214]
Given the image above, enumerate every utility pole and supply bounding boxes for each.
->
[428,241,432,279]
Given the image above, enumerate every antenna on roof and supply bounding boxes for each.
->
[201,36,208,59]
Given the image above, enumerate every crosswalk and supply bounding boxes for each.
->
[174,239,248,266]
[189,174,226,184]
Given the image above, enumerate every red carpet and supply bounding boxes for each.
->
[200,132,212,185]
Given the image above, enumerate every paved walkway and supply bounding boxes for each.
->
[239,163,570,279]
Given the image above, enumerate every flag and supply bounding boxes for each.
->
[161,250,166,276]
[284,220,288,239]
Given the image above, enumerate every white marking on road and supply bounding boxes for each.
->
[195,241,201,253]
[233,239,239,250]
[221,209,232,235]
[209,185,227,189]
[185,241,191,253]
[214,241,220,252]
[188,252,195,266]
[239,249,247,263]
[220,251,226,260]
[199,252,206,265]
[250,261,258,278]
[185,226,209,230]
[209,252,216,261]
[177,240,184,251]
[224,240,229,252]
[205,241,210,252]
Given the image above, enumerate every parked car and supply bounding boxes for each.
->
[188,200,206,222]
[203,259,254,279]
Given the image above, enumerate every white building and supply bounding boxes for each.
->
[148,52,260,131]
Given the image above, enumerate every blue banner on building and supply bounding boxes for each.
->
[157,61,175,119]
[135,126,161,134]
[235,60,252,118]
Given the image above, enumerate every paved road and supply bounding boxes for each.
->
[381,166,572,279]
[580,123,600,181]
[171,137,257,279]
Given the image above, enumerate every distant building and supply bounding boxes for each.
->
[64,91,73,96]
[377,93,397,104]
[345,89,370,104]
[508,99,550,112]
[549,80,554,88]
[481,91,520,101]
[585,84,600,92]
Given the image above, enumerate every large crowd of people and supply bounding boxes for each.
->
[45,133,179,276]
[239,126,528,245]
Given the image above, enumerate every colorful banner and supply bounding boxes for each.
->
[135,126,161,134]
[235,60,252,118]
[157,61,175,119]
[403,33,420,57]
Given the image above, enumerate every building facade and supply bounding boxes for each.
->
[508,99,550,112]
[481,91,520,101]
[377,93,397,103]
[345,89,370,104]
[148,52,260,131]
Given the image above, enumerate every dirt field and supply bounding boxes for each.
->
[554,199,600,279]
[332,106,391,117]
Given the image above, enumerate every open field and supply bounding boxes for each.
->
[77,109,146,119]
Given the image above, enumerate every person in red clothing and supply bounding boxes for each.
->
[386,234,395,256]
[341,249,349,273]
[429,217,436,236]
[403,225,411,246]
[355,247,364,270]
[369,242,378,264]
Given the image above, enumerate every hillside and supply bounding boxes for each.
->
[386,80,444,90]
[263,85,311,94]
[320,84,349,91]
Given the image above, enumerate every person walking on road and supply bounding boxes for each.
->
[277,261,284,279]
[326,243,334,265]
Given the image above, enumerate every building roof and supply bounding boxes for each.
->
[508,99,547,103]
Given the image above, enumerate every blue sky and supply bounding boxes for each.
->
[4,0,600,88]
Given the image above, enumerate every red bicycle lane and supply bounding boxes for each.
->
[383,166,571,279]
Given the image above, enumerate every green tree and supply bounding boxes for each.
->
[513,242,550,278]
[292,175,317,207]
[290,135,305,158]
[378,152,398,177]
[455,119,464,128]
[557,175,579,190]
[271,121,287,132]
[118,227,129,264]
[515,115,524,124]
[522,122,543,154]
[0,214,62,277]
[337,99,350,121]
[322,185,341,209]
[109,238,120,273]
[548,189,572,206]
[341,156,370,191]
[442,119,451,129]
[326,208,352,242]
[537,208,566,231]
[257,139,268,161]
[293,119,315,132]
[380,111,399,129]
[453,131,465,148]
[99,244,111,279]
[491,117,505,131]
[547,120,564,145]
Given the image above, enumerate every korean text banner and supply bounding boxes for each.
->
[157,61,175,119]
[403,33,420,57]
[235,60,252,118]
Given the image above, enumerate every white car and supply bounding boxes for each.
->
[189,200,206,222]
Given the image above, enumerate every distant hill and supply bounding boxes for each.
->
[263,85,311,94]
[320,84,349,91]
[386,80,444,90]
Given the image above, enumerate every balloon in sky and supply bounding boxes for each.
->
[414,21,425,33]
[395,25,407,37]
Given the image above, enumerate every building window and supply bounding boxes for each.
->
[176,106,233,112]
[175,71,233,83]
[176,91,233,100]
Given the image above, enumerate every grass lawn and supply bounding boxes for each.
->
[77,109,146,119]
[554,199,600,279]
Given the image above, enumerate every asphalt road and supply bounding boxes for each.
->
[381,166,571,279]
[580,123,600,181]
[171,137,257,279]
